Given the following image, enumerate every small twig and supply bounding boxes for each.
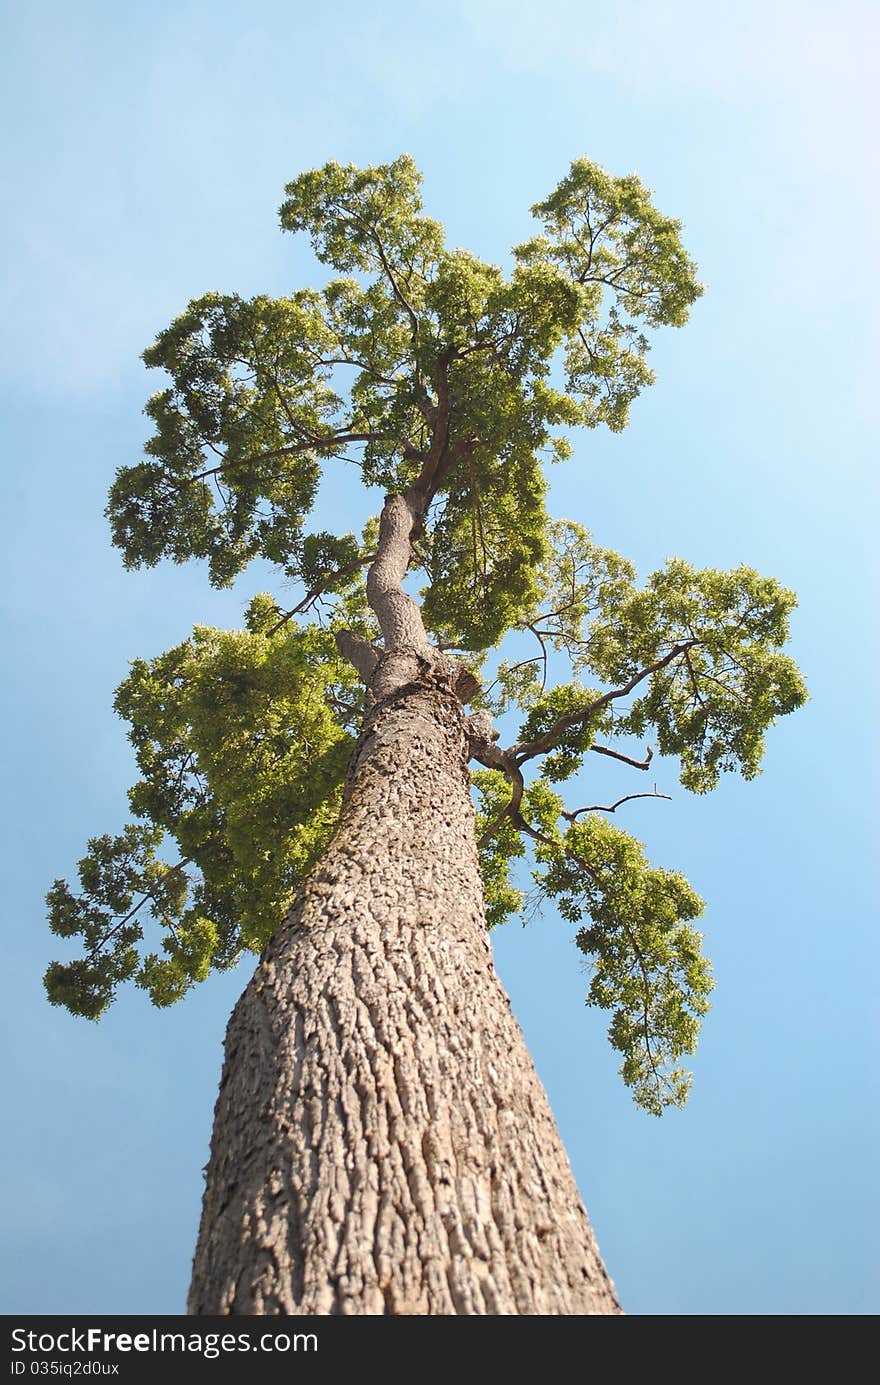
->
[480,656,544,701]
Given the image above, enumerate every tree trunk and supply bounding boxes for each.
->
[188,660,621,1315]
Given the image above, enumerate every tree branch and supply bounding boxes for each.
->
[334,630,379,682]
[590,743,654,771]
[480,656,544,702]
[526,623,549,692]
[511,641,696,764]
[369,226,422,349]
[189,431,418,484]
[406,352,453,514]
[513,813,600,880]
[366,495,433,656]
[85,859,191,961]
[683,648,706,706]
[562,790,671,820]
[266,552,376,636]
[314,354,403,388]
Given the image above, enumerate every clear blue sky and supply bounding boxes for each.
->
[2,0,877,1316]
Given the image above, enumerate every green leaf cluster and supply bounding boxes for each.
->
[109,291,344,585]
[109,155,702,649]
[474,776,713,1113]
[472,769,527,928]
[586,560,808,791]
[534,815,712,1114]
[484,521,807,795]
[517,157,704,431]
[516,684,610,782]
[45,606,360,1016]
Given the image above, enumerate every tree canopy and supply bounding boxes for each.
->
[46,155,806,1114]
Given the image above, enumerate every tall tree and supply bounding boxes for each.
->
[45,156,806,1315]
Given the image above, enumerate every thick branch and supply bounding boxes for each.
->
[591,743,653,771]
[366,494,433,656]
[355,485,482,703]
[477,761,525,850]
[405,353,476,519]
[464,714,525,849]
[335,630,379,682]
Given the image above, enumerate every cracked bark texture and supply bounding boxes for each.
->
[188,667,621,1315]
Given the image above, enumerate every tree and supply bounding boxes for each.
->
[44,155,806,1315]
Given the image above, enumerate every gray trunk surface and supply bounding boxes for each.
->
[188,660,621,1315]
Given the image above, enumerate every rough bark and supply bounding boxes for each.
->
[188,665,621,1315]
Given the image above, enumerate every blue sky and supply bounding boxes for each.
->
[2,0,877,1315]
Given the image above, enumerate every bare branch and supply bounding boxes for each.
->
[526,623,549,692]
[313,354,403,388]
[562,790,671,820]
[590,743,654,771]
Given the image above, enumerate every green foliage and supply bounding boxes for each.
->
[421,445,549,649]
[48,153,806,1116]
[586,560,808,791]
[280,154,445,283]
[46,824,168,1018]
[531,519,638,650]
[487,521,808,795]
[109,154,701,646]
[534,816,712,1114]
[472,769,712,1112]
[472,770,527,928]
[45,609,361,1016]
[516,684,609,782]
[109,292,341,586]
[517,157,704,430]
